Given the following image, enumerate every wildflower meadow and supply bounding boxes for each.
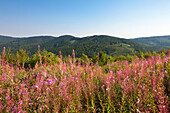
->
[0,47,169,113]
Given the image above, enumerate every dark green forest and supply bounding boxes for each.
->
[0,35,162,58]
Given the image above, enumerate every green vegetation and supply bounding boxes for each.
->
[2,45,170,68]
[132,35,170,49]
[0,35,162,58]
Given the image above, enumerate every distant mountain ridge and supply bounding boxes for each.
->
[0,35,168,57]
[131,35,170,49]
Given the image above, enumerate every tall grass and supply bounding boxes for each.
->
[0,48,169,112]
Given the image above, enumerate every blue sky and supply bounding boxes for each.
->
[0,0,170,38]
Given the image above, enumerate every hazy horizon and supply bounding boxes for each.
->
[1,0,170,38]
[1,33,170,39]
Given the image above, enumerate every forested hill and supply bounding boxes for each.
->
[0,35,159,57]
[131,35,170,49]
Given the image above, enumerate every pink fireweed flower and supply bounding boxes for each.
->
[66,107,69,111]
[59,82,64,86]
[72,49,75,58]
[29,103,33,106]
[2,47,6,58]
[110,70,113,74]
[78,105,82,109]
[53,79,56,83]
[13,106,17,110]
[18,100,23,104]
[0,104,3,108]
[48,79,53,85]
[5,95,10,100]
[39,105,44,111]
[3,46,6,50]
[35,85,39,88]
[20,83,25,87]
[38,45,40,49]
[23,91,27,95]
[47,79,56,85]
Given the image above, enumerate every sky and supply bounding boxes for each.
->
[0,0,170,39]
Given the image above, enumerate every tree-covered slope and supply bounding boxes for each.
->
[44,35,152,57]
[0,35,17,44]
[131,35,170,49]
[0,35,157,57]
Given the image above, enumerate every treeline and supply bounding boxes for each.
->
[0,35,159,58]
[1,46,170,68]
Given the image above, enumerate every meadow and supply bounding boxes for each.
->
[0,47,169,113]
